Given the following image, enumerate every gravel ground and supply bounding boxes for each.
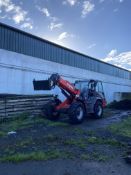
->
[0,109,131,175]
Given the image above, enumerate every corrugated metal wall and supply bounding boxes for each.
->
[0,23,130,80]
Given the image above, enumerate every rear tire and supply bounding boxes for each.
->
[68,101,85,124]
[41,100,60,121]
[92,101,103,119]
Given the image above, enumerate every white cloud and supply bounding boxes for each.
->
[21,22,33,30]
[36,5,63,31]
[48,22,63,31]
[81,1,95,18]
[63,0,77,6]
[42,8,50,17]
[36,6,58,22]
[102,50,131,71]
[12,10,27,24]
[87,43,96,49]
[5,4,15,12]
[58,32,75,41]
[36,6,50,17]
[0,0,33,29]
[107,49,117,57]
[58,32,68,41]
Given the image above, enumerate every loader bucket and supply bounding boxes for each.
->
[33,79,51,90]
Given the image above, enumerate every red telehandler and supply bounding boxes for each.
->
[33,73,106,124]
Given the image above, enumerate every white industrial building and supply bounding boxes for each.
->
[0,23,131,103]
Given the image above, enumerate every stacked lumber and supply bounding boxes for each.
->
[0,95,52,119]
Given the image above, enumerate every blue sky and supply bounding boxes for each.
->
[0,0,131,70]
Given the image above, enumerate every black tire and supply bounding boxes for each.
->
[41,101,60,121]
[92,101,103,119]
[68,101,85,124]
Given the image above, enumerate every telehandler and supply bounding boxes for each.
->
[33,73,106,124]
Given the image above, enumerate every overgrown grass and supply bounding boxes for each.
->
[108,116,131,138]
[0,113,69,137]
[0,150,62,163]
[64,136,125,148]
[0,149,111,163]
[0,113,34,132]
[0,150,76,163]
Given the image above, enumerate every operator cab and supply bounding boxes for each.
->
[74,79,105,99]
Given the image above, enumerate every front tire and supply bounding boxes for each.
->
[92,101,103,119]
[68,101,85,124]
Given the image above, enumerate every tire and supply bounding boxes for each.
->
[92,101,103,119]
[41,101,60,121]
[68,101,85,124]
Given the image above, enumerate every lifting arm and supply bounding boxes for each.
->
[48,74,80,97]
[33,73,80,110]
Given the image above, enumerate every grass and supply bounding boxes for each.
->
[0,150,62,163]
[108,116,131,138]
[0,113,69,138]
[81,154,90,160]
[0,149,111,163]
[63,136,124,149]
[0,113,34,132]
[64,138,87,149]
[80,152,111,162]
[91,152,110,162]
[74,128,86,135]
[15,138,33,148]
[0,150,76,163]
[47,121,69,127]
[0,131,6,137]
[87,136,125,147]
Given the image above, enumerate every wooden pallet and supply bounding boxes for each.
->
[0,94,52,119]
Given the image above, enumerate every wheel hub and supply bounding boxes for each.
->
[76,107,83,120]
[97,105,102,116]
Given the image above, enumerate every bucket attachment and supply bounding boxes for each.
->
[33,79,51,90]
